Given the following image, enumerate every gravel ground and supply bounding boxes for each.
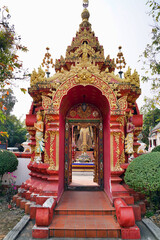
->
[0,195,25,240]
[150,212,160,228]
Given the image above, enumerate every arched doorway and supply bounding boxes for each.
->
[58,85,111,200]
[64,103,103,189]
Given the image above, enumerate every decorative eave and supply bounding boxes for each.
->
[29,57,141,104]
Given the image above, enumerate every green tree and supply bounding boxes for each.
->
[0,89,27,147]
[152,145,160,152]
[0,89,17,115]
[0,6,28,85]
[0,115,27,147]
[0,6,28,126]
[141,0,160,106]
[0,150,18,182]
[140,105,160,146]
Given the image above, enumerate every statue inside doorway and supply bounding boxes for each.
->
[77,127,92,152]
[76,127,93,162]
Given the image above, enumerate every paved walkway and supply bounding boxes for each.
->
[70,171,98,187]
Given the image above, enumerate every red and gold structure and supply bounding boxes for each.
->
[15,1,143,239]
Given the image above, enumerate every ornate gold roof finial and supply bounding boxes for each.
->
[80,0,91,28]
[116,46,126,79]
[83,0,89,8]
[41,47,54,78]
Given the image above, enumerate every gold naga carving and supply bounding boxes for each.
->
[124,66,140,88]
[30,66,46,86]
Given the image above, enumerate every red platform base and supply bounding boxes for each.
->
[121,225,140,239]
[21,162,59,198]
[32,225,49,239]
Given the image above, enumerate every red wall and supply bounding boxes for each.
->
[103,111,112,201]
[58,114,65,202]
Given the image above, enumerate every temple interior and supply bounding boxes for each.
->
[69,124,99,187]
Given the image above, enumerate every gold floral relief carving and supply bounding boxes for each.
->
[42,96,52,109]
[51,73,118,112]
[48,131,56,170]
[44,131,50,164]
[26,127,35,131]
[116,116,125,127]
[70,110,76,117]
[113,132,120,156]
[45,115,55,123]
[114,151,125,171]
[113,132,121,170]
[77,105,91,118]
[30,145,35,162]
[117,96,127,110]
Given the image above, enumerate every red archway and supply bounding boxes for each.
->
[58,85,112,202]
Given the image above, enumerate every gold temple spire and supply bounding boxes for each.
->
[81,0,90,26]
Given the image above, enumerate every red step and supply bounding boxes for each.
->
[111,176,122,184]
[49,215,121,238]
[48,191,121,238]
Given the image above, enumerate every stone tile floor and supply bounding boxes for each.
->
[70,171,98,186]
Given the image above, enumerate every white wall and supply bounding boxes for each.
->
[2,158,31,186]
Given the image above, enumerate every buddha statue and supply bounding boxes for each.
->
[76,127,93,162]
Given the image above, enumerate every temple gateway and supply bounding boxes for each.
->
[14,1,144,239]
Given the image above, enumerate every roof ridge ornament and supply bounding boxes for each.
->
[83,0,89,8]
[41,47,54,78]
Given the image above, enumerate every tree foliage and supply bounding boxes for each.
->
[152,145,160,152]
[124,152,160,210]
[0,88,16,115]
[0,6,28,85]
[141,0,160,106]
[0,7,28,138]
[140,105,160,146]
[0,115,27,147]
[0,89,27,147]
[0,150,18,181]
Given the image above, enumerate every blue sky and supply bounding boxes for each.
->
[1,0,153,119]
